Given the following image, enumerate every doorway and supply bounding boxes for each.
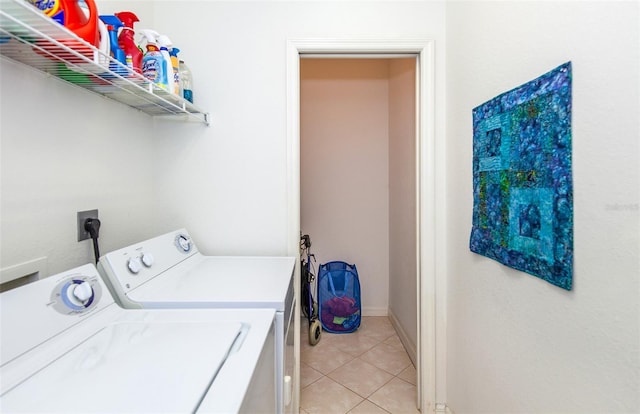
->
[299,55,418,352]
[300,55,419,410]
[286,39,439,414]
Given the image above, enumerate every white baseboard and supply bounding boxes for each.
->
[387,309,417,366]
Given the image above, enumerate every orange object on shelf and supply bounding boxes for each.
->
[30,0,100,46]
[29,0,100,62]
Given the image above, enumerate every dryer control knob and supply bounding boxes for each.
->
[176,234,192,252]
[72,281,93,303]
[141,252,155,267]
[127,257,142,274]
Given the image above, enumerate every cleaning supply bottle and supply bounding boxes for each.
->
[114,11,142,74]
[169,47,181,96]
[140,29,168,90]
[179,59,193,103]
[94,17,110,69]
[28,0,100,47]
[157,35,174,94]
[99,15,127,73]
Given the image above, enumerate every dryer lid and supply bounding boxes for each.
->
[129,255,295,311]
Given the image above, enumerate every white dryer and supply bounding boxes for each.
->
[0,264,276,413]
[97,229,296,414]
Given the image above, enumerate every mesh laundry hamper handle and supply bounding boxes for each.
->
[327,270,350,298]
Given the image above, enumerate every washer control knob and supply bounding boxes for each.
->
[72,281,93,303]
[127,257,142,274]
[53,277,101,314]
[141,252,155,267]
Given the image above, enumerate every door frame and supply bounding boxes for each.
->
[286,38,441,413]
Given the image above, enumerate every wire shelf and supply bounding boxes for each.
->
[0,0,209,125]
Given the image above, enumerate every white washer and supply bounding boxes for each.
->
[0,264,276,414]
[97,229,296,414]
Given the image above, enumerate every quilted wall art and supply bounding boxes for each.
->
[470,62,573,290]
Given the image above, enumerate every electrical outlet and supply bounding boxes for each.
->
[77,209,99,242]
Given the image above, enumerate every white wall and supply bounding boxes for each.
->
[300,58,390,316]
[147,1,446,256]
[445,1,640,412]
[0,59,156,279]
[388,58,417,361]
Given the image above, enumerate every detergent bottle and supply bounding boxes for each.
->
[99,15,127,73]
[157,35,174,93]
[114,11,142,74]
[169,47,181,96]
[28,0,99,48]
[93,17,110,69]
[179,59,194,103]
[140,29,168,90]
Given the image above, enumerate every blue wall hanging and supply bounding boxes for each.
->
[470,62,573,290]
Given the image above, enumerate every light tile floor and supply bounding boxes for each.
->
[300,316,418,414]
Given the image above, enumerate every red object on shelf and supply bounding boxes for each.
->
[115,11,142,74]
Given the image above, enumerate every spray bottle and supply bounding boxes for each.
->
[169,47,181,96]
[140,29,168,90]
[114,11,142,73]
[99,15,127,74]
[157,35,175,94]
[140,29,166,88]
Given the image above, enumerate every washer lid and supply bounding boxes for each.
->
[1,320,243,413]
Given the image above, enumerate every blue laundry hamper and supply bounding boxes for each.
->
[318,261,361,333]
